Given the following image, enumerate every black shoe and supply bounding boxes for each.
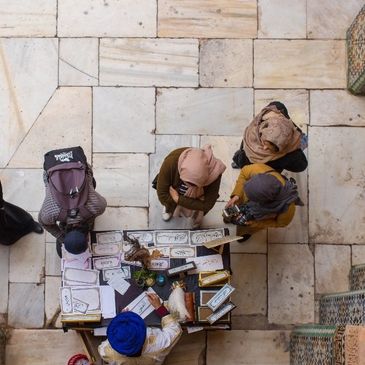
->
[237,234,251,243]
[33,222,44,234]
[56,239,62,258]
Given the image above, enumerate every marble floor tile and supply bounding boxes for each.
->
[255,89,309,129]
[307,0,364,39]
[100,38,198,87]
[158,0,257,38]
[258,0,306,38]
[200,135,241,202]
[254,40,346,89]
[207,330,290,365]
[0,169,44,212]
[45,276,61,326]
[0,0,56,36]
[199,39,253,87]
[8,87,92,168]
[308,127,365,244]
[315,244,351,294]
[310,90,365,126]
[93,87,155,153]
[0,245,9,313]
[93,154,149,207]
[231,254,267,315]
[6,329,86,364]
[268,244,314,324]
[0,38,58,168]
[352,246,365,266]
[45,243,61,276]
[9,230,45,284]
[165,331,206,365]
[8,283,44,328]
[59,38,98,86]
[94,207,148,231]
[230,230,267,254]
[156,88,253,135]
[58,0,156,37]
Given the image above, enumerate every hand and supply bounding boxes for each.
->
[244,220,253,226]
[121,307,129,312]
[169,186,179,203]
[225,195,239,208]
[146,292,161,309]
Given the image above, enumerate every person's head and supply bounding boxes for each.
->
[244,173,283,204]
[64,229,88,255]
[107,312,147,357]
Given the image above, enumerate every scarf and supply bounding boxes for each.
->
[243,105,302,163]
[244,173,302,220]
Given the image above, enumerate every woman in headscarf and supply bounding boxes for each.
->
[155,145,226,229]
[232,101,308,173]
[99,293,182,365]
[225,163,303,242]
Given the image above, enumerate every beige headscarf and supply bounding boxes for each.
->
[243,105,302,163]
[175,145,226,219]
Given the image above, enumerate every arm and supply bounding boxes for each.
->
[177,175,222,214]
[157,157,178,214]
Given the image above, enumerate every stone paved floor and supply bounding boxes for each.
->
[1,0,365,364]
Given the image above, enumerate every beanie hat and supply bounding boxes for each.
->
[64,230,88,255]
[107,312,147,357]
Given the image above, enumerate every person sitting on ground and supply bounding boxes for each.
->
[225,163,303,242]
[154,145,226,229]
[99,293,182,365]
[0,180,43,245]
[232,101,308,173]
[38,147,106,257]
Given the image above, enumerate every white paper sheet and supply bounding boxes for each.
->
[94,327,107,336]
[62,268,99,286]
[186,254,223,274]
[100,285,116,319]
[107,273,130,295]
[124,288,157,319]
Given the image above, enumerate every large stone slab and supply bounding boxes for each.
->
[58,0,156,37]
[9,230,45,283]
[0,169,44,212]
[45,243,61,276]
[199,39,253,87]
[352,246,365,266]
[45,276,61,326]
[8,283,44,328]
[94,207,148,231]
[310,90,365,126]
[6,329,86,364]
[258,0,306,38]
[268,244,314,324]
[158,0,257,38]
[0,245,9,313]
[93,87,155,153]
[254,40,346,89]
[0,38,58,167]
[8,87,92,168]
[231,254,267,315]
[309,127,365,244]
[156,88,253,135]
[165,331,206,365]
[0,0,57,36]
[59,38,98,86]
[230,230,268,254]
[207,330,290,365]
[93,154,149,207]
[307,0,364,39]
[100,38,198,87]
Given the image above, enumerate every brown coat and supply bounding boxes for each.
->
[157,148,222,214]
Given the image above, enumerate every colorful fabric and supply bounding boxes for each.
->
[350,264,365,291]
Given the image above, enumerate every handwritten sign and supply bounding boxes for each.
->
[92,243,121,256]
[107,273,131,295]
[73,298,89,314]
[71,286,101,312]
[60,287,73,314]
[207,302,236,324]
[170,246,196,258]
[207,284,235,311]
[63,268,99,286]
[186,254,223,274]
[125,288,158,319]
[96,231,123,244]
[93,255,121,270]
[189,229,225,246]
[155,230,189,246]
[149,258,170,270]
[125,231,155,247]
[103,267,131,282]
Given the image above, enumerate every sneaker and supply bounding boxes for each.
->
[162,207,172,222]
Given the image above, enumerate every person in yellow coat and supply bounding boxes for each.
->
[98,293,182,365]
[225,163,303,242]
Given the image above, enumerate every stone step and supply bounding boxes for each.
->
[290,324,365,365]
[319,289,365,325]
[350,263,365,291]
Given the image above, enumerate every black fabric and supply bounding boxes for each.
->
[151,174,158,190]
[267,101,290,119]
[265,149,307,173]
[43,146,87,171]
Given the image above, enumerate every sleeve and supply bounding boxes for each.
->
[247,203,296,228]
[0,180,3,207]
[38,210,64,239]
[177,175,222,214]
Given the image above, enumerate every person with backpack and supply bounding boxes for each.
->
[0,180,43,245]
[154,145,226,229]
[38,146,107,257]
[232,101,308,173]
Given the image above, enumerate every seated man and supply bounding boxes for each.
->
[99,293,182,365]
[38,147,106,257]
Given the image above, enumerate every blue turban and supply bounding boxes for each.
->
[107,312,147,357]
